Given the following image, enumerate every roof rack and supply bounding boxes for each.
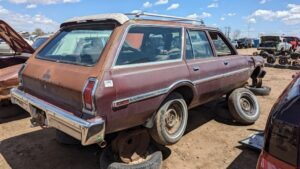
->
[125,12,204,25]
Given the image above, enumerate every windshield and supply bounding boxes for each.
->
[37,25,113,66]
[32,37,48,49]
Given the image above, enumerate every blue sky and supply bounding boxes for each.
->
[0,0,300,38]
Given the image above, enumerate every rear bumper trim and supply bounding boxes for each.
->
[10,88,105,146]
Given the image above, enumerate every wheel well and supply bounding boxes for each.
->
[251,66,261,79]
[172,86,194,106]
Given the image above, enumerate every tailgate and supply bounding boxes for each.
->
[22,60,100,115]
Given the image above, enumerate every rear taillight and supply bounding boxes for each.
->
[82,78,98,115]
[257,154,267,169]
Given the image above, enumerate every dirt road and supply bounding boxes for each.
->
[0,49,298,169]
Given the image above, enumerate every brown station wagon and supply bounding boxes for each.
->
[11,12,266,167]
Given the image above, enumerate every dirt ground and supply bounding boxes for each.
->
[0,48,298,169]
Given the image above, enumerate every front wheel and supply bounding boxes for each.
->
[149,93,188,145]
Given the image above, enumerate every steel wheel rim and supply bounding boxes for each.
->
[164,101,183,136]
[239,94,256,116]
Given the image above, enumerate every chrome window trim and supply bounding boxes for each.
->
[112,24,185,69]
[82,77,99,115]
[112,68,251,108]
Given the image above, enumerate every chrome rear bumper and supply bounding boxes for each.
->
[10,88,105,146]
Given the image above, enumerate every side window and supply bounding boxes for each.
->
[185,31,194,60]
[209,32,234,56]
[186,30,213,59]
[115,26,182,66]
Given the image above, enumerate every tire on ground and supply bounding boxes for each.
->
[149,92,188,145]
[266,55,276,64]
[100,146,162,169]
[246,86,271,96]
[55,129,80,145]
[228,88,261,125]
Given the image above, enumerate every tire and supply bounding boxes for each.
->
[149,92,188,145]
[55,129,80,145]
[259,51,269,58]
[291,52,300,60]
[266,55,276,64]
[228,88,260,125]
[278,56,289,65]
[246,86,271,96]
[100,146,162,169]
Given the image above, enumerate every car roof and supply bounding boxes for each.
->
[61,13,219,31]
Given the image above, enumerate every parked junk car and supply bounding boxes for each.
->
[284,36,300,51]
[231,40,238,48]
[237,38,254,49]
[0,20,35,102]
[32,35,52,50]
[258,36,292,53]
[257,73,300,169]
[10,12,266,168]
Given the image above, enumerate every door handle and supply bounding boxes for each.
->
[193,66,200,71]
[224,61,229,66]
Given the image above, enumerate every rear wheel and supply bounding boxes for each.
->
[228,88,260,125]
[266,55,276,64]
[150,93,188,145]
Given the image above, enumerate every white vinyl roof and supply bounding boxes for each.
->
[63,13,130,25]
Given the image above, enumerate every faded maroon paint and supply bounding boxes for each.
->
[20,19,264,134]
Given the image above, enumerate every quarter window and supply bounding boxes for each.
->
[209,32,234,56]
[115,26,182,66]
[186,30,213,59]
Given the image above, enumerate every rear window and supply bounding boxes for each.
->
[37,25,113,66]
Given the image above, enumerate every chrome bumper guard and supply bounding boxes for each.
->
[10,88,105,146]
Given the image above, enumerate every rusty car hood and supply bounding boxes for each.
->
[0,20,35,54]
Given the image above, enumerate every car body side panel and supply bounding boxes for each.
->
[219,55,252,92]
[108,61,190,132]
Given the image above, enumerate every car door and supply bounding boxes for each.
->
[185,29,224,104]
[208,31,251,93]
